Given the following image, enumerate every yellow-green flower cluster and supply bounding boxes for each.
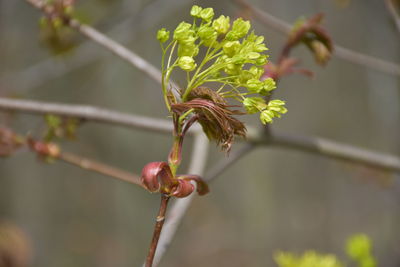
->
[157,5,287,124]
[243,98,287,124]
[346,234,377,267]
[275,251,344,267]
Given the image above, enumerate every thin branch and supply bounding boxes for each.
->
[264,131,400,173]
[1,0,179,93]
[150,133,209,267]
[0,97,179,134]
[58,151,142,186]
[205,143,256,182]
[233,0,400,76]
[145,194,170,267]
[24,0,180,91]
[1,97,399,172]
[384,0,400,34]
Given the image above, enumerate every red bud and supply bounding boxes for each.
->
[170,179,195,198]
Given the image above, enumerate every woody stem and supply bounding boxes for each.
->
[145,194,170,267]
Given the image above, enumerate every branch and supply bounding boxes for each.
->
[1,97,399,172]
[24,0,180,91]
[233,0,400,76]
[58,151,142,186]
[145,195,170,267]
[150,133,209,267]
[205,143,255,182]
[248,130,400,173]
[1,0,179,94]
[384,0,400,34]
[0,97,179,134]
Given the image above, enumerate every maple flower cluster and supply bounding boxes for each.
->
[157,5,287,125]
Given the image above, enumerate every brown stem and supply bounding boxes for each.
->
[58,152,142,186]
[22,133,143,186]
[146,194,170,267]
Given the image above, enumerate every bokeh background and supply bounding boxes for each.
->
[0,0,399,266]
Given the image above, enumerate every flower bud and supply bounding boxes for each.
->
[200,7,214,22]
[223,41,240,57]
[157,28,170,43]
[173,22,192,41]
[226,18,250,40]
[260,109,274,124]
[246,78,263,93]
[243,97,267,114]
[258,78,276,95]
[212,15,230,34]
[178,56,197,71]
[198,26,215,40]
[190,5,202,17]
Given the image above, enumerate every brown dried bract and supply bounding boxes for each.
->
[172,92,246,152]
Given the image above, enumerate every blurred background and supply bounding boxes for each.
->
[0,0,399,266]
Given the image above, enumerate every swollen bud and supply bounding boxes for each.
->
[157,28,170,43]
[200,8,214,22]
[178,56,197,71]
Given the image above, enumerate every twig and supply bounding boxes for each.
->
[145,194,170,267]
[233,0,400,76]
[205,143,256,182]
[58,151,142,186]
[25,135,143,186]
[1,0,179,93]
[267,131,400,172]
[384,0,400,33]
[0,97,182,134]
[1,97,399,172]
[150,133,209,267]
[24,0,180,91]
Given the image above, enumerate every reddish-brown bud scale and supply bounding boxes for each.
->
[140,161,209,198]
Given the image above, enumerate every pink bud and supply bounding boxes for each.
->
[141,162,174,193]
[170,179,195,198]
[177,175,209,195]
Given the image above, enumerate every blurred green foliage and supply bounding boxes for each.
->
[275,234,377,267]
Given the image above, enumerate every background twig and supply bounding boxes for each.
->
[1,97,399,172]
[59,151,142,186]
[232,0,400,76]
[24,0,180,92]
[205,143,256,182]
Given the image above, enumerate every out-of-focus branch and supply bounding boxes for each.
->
[205,143,256,182]
[233,0,400,76]
[384,0,400,33]
[0,128,142,186]
[150,133,209,267]
[59,151,142,186]
[1,0,180,93]
[255,131,400,173]
[1,97,399,172]
[24,0,180,91]
[0,97,183,134]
